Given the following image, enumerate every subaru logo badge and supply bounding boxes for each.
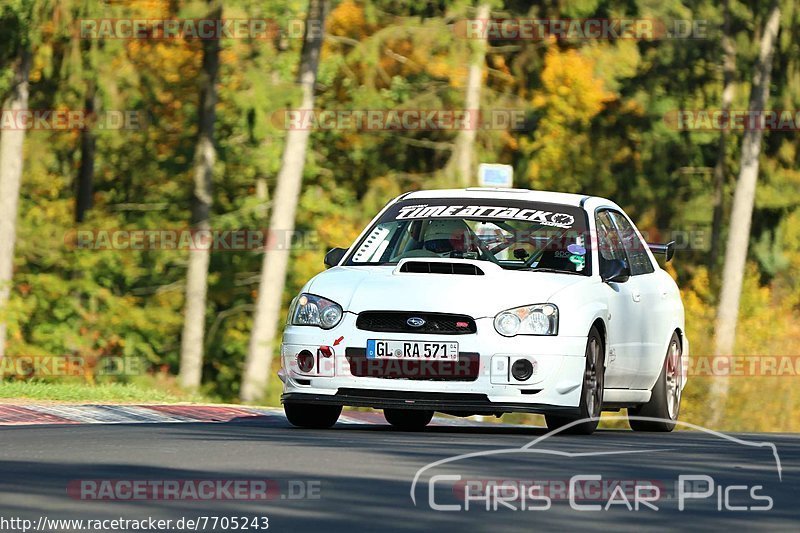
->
[406,317,426,328]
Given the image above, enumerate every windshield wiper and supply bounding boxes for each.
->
[522,267,583,276]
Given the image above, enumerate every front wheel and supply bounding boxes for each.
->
[383,409,433,431]
[284,403,342,429]
[545,326,604,435]
[629,332,682,432]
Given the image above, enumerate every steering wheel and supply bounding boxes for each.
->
[466,234,502,265]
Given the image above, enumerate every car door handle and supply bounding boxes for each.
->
[632,292,641,302]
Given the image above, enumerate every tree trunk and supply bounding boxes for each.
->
[447,3,490,187]
[708,0,736,272]
[76,81,96,223]
[178,4,221,390]
[0,50,31,360]
[240,0,328,402]
[710,1,781,425]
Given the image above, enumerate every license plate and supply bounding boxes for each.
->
[366,340,459,360]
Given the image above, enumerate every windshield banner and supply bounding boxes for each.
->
[396,204,576,229]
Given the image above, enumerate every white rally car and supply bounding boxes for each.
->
[279,188,687,434]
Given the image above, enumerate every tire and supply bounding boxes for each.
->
[545,326,604,435]
[629,332,682,432]
[383,409,434,431]
[284,403,342,429]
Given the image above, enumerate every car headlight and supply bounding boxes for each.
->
[494,304,558,336]
[290,293,343,329]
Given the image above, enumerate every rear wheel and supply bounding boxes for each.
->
[545,326,604,435]
[284,403,342,429]
[383,409,433,431]
[629,332,682,432]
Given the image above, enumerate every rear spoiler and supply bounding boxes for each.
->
[648,241,675,262]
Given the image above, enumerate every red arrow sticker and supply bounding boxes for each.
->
[333,336,344,346]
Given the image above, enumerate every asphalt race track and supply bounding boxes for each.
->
[1,415,798,532]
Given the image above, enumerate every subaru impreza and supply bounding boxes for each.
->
[279,188,687,435]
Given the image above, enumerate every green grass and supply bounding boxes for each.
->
[0,379,208,403]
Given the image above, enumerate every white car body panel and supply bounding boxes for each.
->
[281,188,687,415]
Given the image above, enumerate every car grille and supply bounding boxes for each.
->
[345,349,479,381]
[335,389,489,402]
[355,311,477,335]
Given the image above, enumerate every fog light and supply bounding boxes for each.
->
[297,350,314,373]
[511,358,534,381]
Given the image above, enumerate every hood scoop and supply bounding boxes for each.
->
[397,260,485,276]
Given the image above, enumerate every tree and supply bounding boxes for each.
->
[178,2,222,390]
[708,0,737,271]
[0,6,33,359]
[241,0,329,402]
[446,3,490,187]
[75,32,98,223]
[710,1,782,423]
[75,80,96,223]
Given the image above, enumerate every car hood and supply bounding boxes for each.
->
[306,260,589,317]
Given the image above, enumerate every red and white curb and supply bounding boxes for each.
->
[0,404,275,426]
[0,404,494,427]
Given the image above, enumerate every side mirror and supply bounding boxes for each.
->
[648,241,675,262]
[601,259,630,283]
[324,247,347,269]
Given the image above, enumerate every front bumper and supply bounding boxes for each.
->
[282,389,580,416]
[280,313,588,414]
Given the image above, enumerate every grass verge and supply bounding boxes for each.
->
[0,378,209,404]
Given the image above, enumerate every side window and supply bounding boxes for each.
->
[595,211,626,270]
[609,212,655,276]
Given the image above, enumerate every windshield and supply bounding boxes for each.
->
[346,198,591,275]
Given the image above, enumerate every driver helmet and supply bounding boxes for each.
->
[422,219,474,256]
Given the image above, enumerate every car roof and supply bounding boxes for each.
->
[399,187,597,207]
